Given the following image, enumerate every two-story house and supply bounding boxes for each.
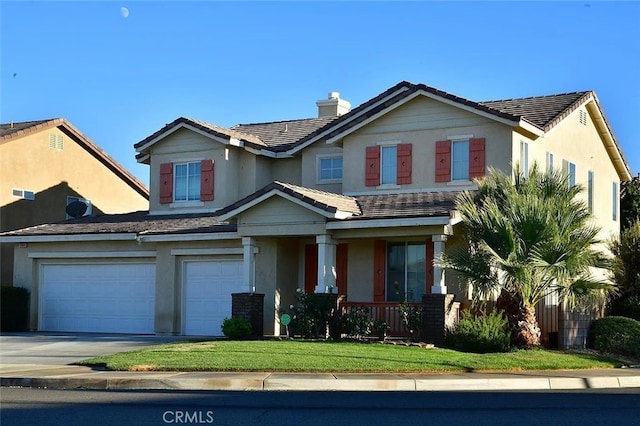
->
[0,118,149,287]
[1,82,631,338]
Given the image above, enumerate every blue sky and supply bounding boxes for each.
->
[2,1,639,187]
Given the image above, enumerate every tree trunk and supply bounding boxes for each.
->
[496,290,541,349]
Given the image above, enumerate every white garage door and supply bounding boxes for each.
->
[184,260,244,336]
[41,263,155,334]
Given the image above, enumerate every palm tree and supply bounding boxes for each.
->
[438,163,615,348]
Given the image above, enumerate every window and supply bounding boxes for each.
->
[12,189,35,200]
[546,152,554,173]
[66,196,92,219]
[520,141,529,176]
[380,145,397,185]
[587,171,594,213]
[613,182,618,221]
[563,160,576,187]
[386,241,426,302]
[451,140,469,181]
[174,162,201,201]
[318,155,343,183]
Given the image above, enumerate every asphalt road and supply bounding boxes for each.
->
[2,388,639,426]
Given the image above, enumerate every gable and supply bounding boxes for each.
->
[236,196,328,236]
[151,127,226,155]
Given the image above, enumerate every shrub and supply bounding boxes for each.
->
[445,310,511,353]
[1,286,29,332]
[591,316,640,358]
[221,316,253,339]
[340,306,374,339]
[288,290,336,339]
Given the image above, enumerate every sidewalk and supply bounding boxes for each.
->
[2,364,639,391]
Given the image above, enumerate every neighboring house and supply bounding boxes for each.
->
[0,118,150,286]
[0,83,631,340]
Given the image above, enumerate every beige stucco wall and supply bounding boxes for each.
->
[237,197,327,237]
[513,103,622,244]
[339,96,514,194]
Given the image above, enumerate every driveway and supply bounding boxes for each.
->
[0,332,194,366]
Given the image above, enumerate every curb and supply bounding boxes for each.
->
[2,371,640,392]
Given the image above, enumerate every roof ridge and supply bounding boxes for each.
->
[274,181,356,201]
[233,116,336,127]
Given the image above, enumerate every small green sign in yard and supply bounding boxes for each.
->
[281,314,291,326]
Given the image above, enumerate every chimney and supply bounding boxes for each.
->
[316,91,351,118]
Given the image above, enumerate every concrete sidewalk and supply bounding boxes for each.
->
[2,364,639,392]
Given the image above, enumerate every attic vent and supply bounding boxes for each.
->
[49,134,64,150]
[579,109,587,126]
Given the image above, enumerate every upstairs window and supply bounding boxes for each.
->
[562,160,576,187]
[159,160,214,204]
[452,140,470,181]
[520,141,529,177]
[612,182,618,221]
[365,143,412,187]
[175,162,201,201]
[435,138,485,182]
[318,155,343,183]
[380,146,397,185]
[12,188,35,200]
[587,171,594,213]
[546,152,554,173]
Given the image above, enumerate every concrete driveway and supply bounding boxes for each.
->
[0,332,194,367]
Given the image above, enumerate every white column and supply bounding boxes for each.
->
[432,235,448,294]
[315,234,337,293]
[242,237,256,292]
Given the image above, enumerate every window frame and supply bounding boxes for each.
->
[12,188,35,200]
[451,139,470,181]
[613,181,618,221]
[546,151,554,173]
[173,161,201,202]
[380,145,398,185]
[316,154,343,184]
[520,140,529,177]
[587,171,594,213]
[385,241,426,303]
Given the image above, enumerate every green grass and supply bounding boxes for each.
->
[77,340,625,372]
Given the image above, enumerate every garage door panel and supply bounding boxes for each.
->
[184,260,244,336]
[41,263,155,334]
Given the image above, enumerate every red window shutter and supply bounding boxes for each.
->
[397,143,412,184]
[365,146,381,187]
[469,138,486,179]
[304,244,318,294]
[435,140,451,182]
[200,159,214,201]
[336,243,348,297]
[373,240,386,302]
[159,162,173,204]
[426,240,434,295]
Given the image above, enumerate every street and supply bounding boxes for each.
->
[1,388,639,426]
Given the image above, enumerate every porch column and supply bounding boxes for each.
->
[242,237,256,292]
[315,234,337,293]
[431,235,448,294]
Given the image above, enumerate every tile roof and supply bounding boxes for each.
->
[232,117,339,152]
[217,181,361,218]
[479,91,591,131]
[352,191,461,220]
[0,211,235,237]
[0,119,54,139]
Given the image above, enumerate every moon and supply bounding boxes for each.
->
[121,7,129,18]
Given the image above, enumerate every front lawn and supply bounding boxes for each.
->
[77,340,625,372]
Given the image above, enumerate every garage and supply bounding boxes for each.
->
[40,263,156,334]
[183,260,244,336]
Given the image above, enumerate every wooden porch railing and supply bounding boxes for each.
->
[339,301,421,337]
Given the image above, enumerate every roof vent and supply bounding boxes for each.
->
[316,92,351,118]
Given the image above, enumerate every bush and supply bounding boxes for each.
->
[340,306,374,339]
[445,310,511,353]
[1,286,29,332]
[288,290,336,339]
[221,316,253,339]
[591,316,640,358]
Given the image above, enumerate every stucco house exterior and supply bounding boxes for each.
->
[0,82,631,339]
[0,118,149,287]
